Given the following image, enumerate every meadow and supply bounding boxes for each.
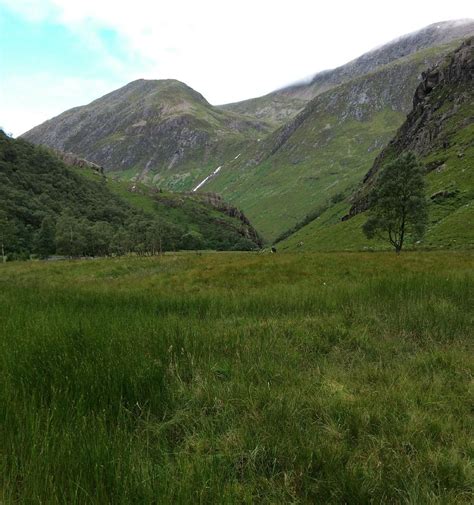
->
[1,251,473,504]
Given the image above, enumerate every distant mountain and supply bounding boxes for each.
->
[220,20,474,125]
[22,79,270,191]
[205,21,474,240]
[277,36,474,251]
[0,132,262,259]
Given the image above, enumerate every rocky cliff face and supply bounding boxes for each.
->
[22,79,270,190]
[190,192,263,245]
[347,36,473,217]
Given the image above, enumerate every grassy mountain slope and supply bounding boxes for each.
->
[278,37,474,251]
[220,20,474,126]
[0,132,262,257]
[206,39,470,241]
[22,79,271,192]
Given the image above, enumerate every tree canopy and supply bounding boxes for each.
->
[363,152,428,253]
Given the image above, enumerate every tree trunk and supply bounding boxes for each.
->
[398,212,406,254]
[1,241,5,263]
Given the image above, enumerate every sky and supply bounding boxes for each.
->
[1,0,473,136]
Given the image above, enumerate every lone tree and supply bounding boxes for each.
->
[363,152,427,253]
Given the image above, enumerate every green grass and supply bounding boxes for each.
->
[278,203,388,252]
[1,252,473,503]
[208,109,404,242]
[62,172,262,250]
[278,195,474,252]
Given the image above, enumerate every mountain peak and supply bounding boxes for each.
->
[90,78,210,108]
[125,78,199,91]
[21,77,268,190]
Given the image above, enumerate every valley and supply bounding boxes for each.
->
[21,21,474,245]
[2,10,474,504]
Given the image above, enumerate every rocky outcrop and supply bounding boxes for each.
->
[193,192,263,246]
[346,36,473,218]
[54,150,104,175]
[196,192,251,223]
[378,36,472,158]
[146,190,262,246]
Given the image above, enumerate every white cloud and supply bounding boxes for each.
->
[2,0,474,135]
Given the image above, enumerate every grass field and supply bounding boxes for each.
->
[1,252,473,503]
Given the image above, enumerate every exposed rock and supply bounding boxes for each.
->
[346,36,473,218]
[54,150,104,175]
[425,159,447,172]
[195,192,252,225]
[150,190,262,246]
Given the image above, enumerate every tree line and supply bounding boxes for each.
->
[0,131,258,261]
[0,211,181,261]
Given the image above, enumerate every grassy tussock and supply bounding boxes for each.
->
[1,252,473,503]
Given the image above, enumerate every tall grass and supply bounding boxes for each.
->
[0,252,473,503]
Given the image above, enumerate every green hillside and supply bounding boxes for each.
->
[0,132,262,259]
[277,140,474,252]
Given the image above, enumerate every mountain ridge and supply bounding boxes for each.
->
[220,19,474,125]
[348,34,474,216]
